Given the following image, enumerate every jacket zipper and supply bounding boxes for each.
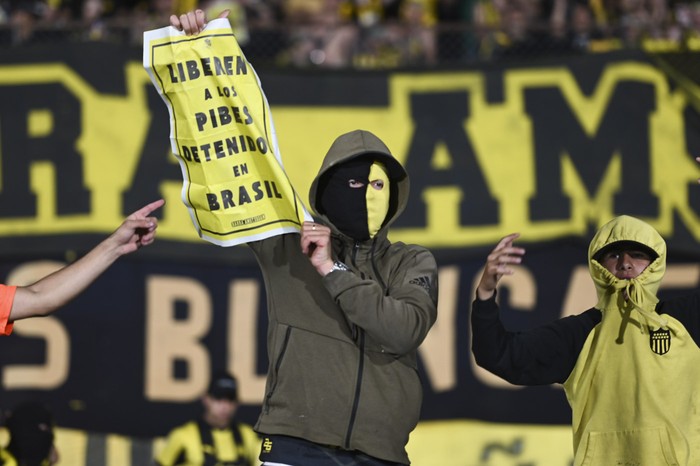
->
[344,329,365,449]
[351,241,360,269]
[343,240,364,448]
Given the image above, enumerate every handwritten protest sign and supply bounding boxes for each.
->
[143,19,311,246]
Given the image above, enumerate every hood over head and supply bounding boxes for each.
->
[309,130,408,241]
[588,215,666,326]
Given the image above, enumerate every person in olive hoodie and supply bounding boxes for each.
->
[248,129,438,466]
[471,212,700,465]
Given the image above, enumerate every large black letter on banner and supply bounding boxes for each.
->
[0,84,89,217]
[123,84,183,214]
[394,92,499,228]
[526,82,658,221]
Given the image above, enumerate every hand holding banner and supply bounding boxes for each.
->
[143,18,311,246]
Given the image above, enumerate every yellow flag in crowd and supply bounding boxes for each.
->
[143,19,310,246]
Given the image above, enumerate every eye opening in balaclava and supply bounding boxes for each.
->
[318,156,391,241]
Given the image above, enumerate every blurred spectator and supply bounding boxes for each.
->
[154,372,261,466]
[472,0,508,57]
[588,0,615,32]
[351,0,437,67]
[1,401,59,466]
[241,0,286,62]
[353,24,402,67]
[677,2,700,46]
[616,0,653,45]
[612,0,674,47]
[203,0,286,62]
[0,3,8,23]
[282,0,358,67]
[80,0,108,39]
[128,0,175,43]
[8,0,46,45]
[283,0,325,23]
[490,2,535,57]
[548,0,568,45]
[390,0,437,65]
[667,1,689,42]
[567,1,610,51]
[436,0,476,61]
[343,0,396,67]
[481,0,576,59]
[351,0,385,27]
[0,0,696,65]
[203,0,250,44]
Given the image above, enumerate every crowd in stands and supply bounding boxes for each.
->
[0,0,698,67]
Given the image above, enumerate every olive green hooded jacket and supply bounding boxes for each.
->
[249,130,439,464]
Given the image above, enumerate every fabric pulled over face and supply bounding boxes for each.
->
[319,158,390,241]
[308,130,408,242]
[366,161,390,238]
[320,157,372,240]
[587,215,667,330]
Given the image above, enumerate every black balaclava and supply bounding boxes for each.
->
[6,402,54,466]
[320,157,380,241]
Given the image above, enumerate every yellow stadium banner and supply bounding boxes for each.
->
[143,19,311,246]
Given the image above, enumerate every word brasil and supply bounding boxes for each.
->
[206,179,283,210]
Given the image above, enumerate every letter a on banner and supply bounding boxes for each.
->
[143,19,311,246]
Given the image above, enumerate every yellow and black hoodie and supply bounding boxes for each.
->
[249,130,439,465]
[472,215,700,465]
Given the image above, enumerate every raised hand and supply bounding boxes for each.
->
[170,9,230,35]
[476,233,525,301]
[108,198,165,255]
[300,221,335,276]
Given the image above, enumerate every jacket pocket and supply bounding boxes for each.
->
[580,426,679,466]
[262,326,293,414]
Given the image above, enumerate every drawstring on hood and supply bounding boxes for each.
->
[613,278,668,333]
[588,215,668,335]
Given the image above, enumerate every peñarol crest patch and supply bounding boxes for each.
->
[649,327,671,355]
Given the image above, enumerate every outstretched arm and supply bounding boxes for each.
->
[476,233,525,300]
[9,199,165,321]
[471,232,600,385]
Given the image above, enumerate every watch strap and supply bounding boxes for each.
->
[329,261,349,273]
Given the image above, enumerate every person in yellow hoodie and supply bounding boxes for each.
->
[471,169,700,465]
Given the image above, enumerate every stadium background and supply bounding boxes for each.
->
[1,22,700,465]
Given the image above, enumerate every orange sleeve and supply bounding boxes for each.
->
[0,284,17,336]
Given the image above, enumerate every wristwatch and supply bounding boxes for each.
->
[328,261,349,274]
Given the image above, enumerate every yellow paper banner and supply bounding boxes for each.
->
[143,19,310,246]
